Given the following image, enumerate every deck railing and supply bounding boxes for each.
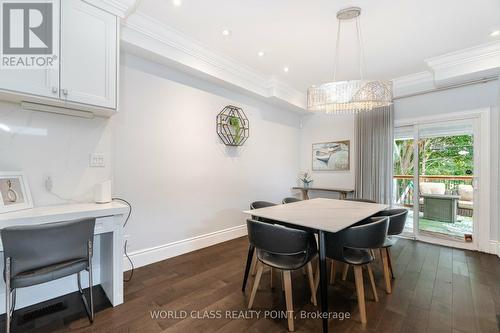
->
[393,175,473,207]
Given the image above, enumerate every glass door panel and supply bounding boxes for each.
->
[417,120,475,242]
[393,126,416,236]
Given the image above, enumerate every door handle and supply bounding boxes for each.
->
[61,89,68,96]
[51,86,58,94]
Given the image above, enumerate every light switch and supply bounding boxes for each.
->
[90,153,105,167]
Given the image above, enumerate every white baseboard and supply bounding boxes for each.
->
[123,224,247,270]
[489,240,500,257]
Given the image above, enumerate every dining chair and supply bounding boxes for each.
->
[368,208,408,293]
[246,219,317,332]
[242,201,277,292]
[2,218,96,333]
[282,197,302,204]
[316,216,389,324]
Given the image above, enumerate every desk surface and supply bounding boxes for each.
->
[243,198,388,233]
[0,202,129,228]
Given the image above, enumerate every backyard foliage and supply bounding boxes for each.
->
[394,135,473,176]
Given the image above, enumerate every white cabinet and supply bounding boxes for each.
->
[0,1,60,98]
[61,0,118,109]
[0,0,118,116]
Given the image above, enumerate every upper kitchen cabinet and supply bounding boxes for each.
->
[0,0,119,117]
[61,0,118,109]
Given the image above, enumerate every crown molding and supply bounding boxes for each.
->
[83,0,137,18]
[392,71,435,98]
[120,12,306,111]
[425,41,500,85]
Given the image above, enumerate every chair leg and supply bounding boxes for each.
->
[242,244,255,292]
[270,267,274,289]
[380,248,392,294]
[387,247,395,279]
[283,271,294,332]
[329,260,336,285]
[78,241,95,323]
[313,261,320,295]
[251,251,258,276]
[5,257,11,333]
[353,266,367,324]
[306,262,317,306]
[366,264,379,302]
[248,261,264,309]
[342,263,350,281]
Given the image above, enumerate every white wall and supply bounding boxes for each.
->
[0,102,112,205]
[298,114,356,199]
[113,54,301,256]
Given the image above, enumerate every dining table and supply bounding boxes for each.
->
[243,198,389,333]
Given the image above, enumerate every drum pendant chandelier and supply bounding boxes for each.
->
[307,7,393,114]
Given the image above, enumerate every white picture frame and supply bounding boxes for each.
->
[0,171,33,213]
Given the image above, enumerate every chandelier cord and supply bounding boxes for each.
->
[355,16,366,80]
[333,18,342,81]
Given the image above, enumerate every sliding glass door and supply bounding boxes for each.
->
[393,117,480,248]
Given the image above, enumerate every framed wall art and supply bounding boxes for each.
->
[312,140,350,171]
[0,172,33,213]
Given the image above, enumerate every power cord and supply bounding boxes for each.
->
[112,197,134,283]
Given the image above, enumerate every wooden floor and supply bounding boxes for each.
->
[46,237,500,332]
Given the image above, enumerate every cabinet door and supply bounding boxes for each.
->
[60,0,117,109]
[0,0,59,98]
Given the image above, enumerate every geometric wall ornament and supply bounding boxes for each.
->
[216,105,249,146]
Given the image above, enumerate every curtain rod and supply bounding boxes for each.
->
[393,75,498,100]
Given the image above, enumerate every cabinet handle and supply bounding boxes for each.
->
[62,89,68,96]
[51,86,58,94]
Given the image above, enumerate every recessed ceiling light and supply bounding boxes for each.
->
[258,51,265,57]
[490,30,500,37]
[172,0,182,7]
[283,67,289,73]
[221,29,232,37]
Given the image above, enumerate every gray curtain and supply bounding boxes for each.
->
[355,106,394,204]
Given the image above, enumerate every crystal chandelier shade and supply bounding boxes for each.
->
[307,7,393,114]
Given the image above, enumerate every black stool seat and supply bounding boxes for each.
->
[342,248,374,266]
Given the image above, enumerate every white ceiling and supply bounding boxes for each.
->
[136,0,500,91]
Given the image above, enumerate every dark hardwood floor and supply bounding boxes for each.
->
[13,237,500,332]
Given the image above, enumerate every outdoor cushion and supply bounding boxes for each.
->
[420,182,445,195]
[458,184,473,201]
[458,200,473,210]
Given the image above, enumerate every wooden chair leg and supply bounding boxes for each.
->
[342,263,350,281]
[283,271,294,332]
[366,264,379,302]
[329,260,336,285]
[306,262,317,306]
[248,262,264,309]
[251,253,258,276]
[313,261,320,296]
[353,265,367,324]
[302,267,307,275]
[386,247,395,279]
[380,248,392,294]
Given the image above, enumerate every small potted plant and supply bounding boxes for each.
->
[298,171,313,188]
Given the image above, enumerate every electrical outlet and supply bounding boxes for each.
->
[89,153,105,167]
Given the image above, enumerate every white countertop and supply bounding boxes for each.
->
[244,198,389,233]
[0,202,129,229]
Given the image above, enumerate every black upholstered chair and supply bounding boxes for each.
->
[369,208,408,293]
[247,219,317,331]
[317,217,389,324]
[343,198,377,203]
[242,201,277,292]
[2,218,96,333]
[282,197,302,204]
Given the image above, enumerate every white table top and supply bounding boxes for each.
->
[0,202,129,229]
[243,198,389,233]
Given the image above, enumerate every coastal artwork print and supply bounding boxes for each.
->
[312,141,350,171]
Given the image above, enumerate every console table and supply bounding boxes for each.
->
[0,202,128,314]
[292,186,355,200]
